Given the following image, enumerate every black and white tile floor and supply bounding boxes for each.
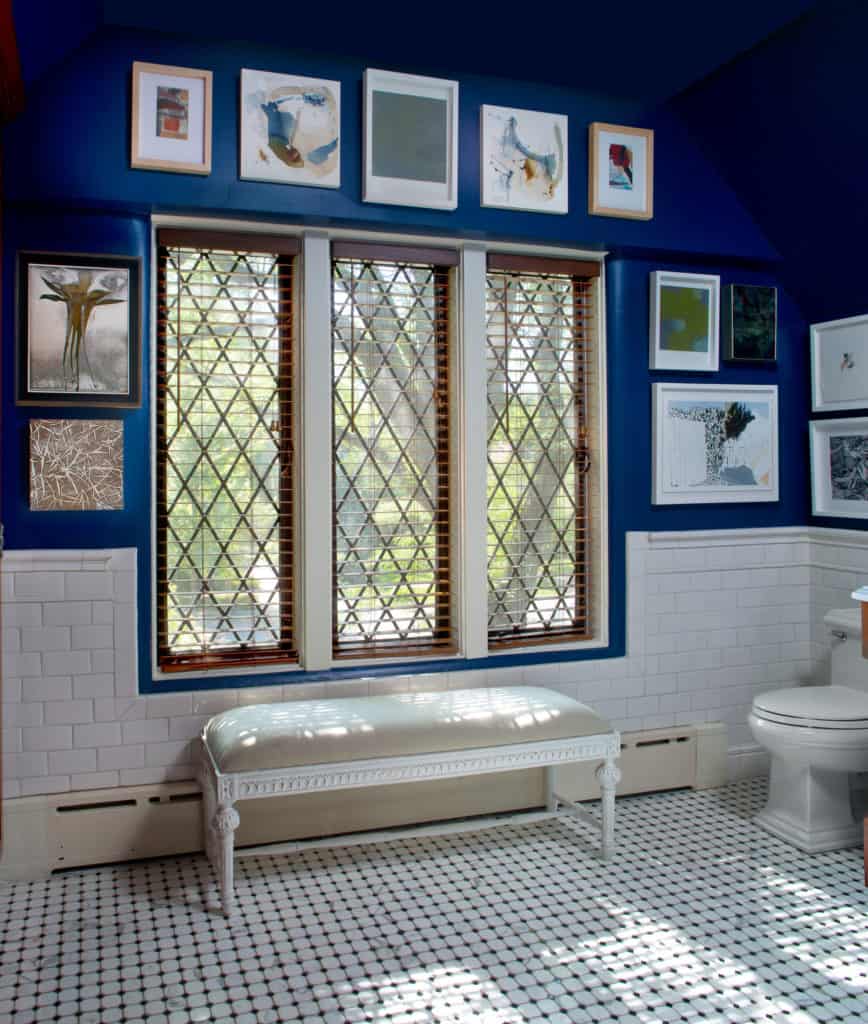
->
[1,779,867,1023]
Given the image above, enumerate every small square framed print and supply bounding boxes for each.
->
[363,68,458,210]
[131,61,212,174]
[589,122,653,220]
[650,270,720,372]
[810,313,868,412]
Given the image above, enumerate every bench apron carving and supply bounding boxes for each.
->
[199,686,621,917]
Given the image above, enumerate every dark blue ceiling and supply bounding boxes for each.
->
[15,0,818,103]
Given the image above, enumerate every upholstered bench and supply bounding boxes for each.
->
[199,686,621,916]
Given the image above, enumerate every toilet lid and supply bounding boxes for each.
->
[753,685,868,728]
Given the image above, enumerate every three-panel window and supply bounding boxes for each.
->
[156,229,603,674]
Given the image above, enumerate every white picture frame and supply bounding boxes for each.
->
[810,313,868,412]
[131,61,212,175]
[810,417,868,518]
[653,383,779,505]
[650,270,720,372]
[480,104,567,214]
[239,68,340,189]
[363,68,458,210]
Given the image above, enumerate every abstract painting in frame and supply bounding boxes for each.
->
[589,122,653,220]
[653,383,779,505]
[17,252,141,407]
[363,68,458,210]
[810,313,868,412]
[723,284,777,363]
[810,417,868,519]
[240,68,340,188]
[131,61,212,174]
[29,419,124,511]
[480,105,567,214]
[650,270,720,372]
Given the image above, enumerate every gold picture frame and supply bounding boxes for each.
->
[131,61,213,175]
[588,122,654,220]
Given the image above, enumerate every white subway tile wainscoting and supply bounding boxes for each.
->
[2,529,860,800]
[1,528,850,802]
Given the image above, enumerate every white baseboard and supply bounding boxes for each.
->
[0,723,733,880]
[728,745,770,782]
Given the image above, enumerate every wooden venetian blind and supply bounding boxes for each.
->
[486,253,599,647]
[331,242,457,658]
[156,230,298,671]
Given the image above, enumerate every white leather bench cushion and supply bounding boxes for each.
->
[204,686,610,774]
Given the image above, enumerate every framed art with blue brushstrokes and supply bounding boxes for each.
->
[240,69,340,188]
[363,69,458,210]
[589,121,653,220]
[481,105,568,214]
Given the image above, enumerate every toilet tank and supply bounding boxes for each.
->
[824,608,868,691]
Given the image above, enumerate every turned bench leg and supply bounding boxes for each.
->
[596,757,621,859]
[214,805,240,918]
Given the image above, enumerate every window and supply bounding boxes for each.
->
[153,227,605,677]
[485,254,600,647]
[331,243,456,658]
[156,230,297,671]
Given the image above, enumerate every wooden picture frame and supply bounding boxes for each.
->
[131,61,212,174]
[810,417,868,518]
[810,313,868,412]
[649,270,720,372]
[17,252,141,407]
[363,68,458,210]
[589,122,654,220]
[653,382,779,505]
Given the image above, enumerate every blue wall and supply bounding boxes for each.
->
[2,27,807,692]
[672,0,868,531]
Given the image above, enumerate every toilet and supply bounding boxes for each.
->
[749,607,868,852]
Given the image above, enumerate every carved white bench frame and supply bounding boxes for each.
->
[199,730,621,917]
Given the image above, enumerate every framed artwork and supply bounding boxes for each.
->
[131,61,212,174]
[480,104,567,214]
[588,122,654,220]
[723,284,777,363]
[652,383,779,505]
[363,68,458,210]
[30,419,124,511]
[649,270,720,372]
[17,252,141,407]
[239,68,340,188]
[810,313,868,412]
[810,417,868,518]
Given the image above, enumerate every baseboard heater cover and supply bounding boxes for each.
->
[0,722,729,879]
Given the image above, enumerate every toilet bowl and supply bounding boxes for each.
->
[749,608,868,852]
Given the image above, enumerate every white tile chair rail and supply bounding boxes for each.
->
[198,686,621,916]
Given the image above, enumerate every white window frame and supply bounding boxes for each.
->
[150,216,609,682]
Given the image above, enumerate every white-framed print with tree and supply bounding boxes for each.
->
[17,252,141,407]
[652,383,779,505]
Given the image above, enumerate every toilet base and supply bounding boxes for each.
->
[756,757,862,853]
